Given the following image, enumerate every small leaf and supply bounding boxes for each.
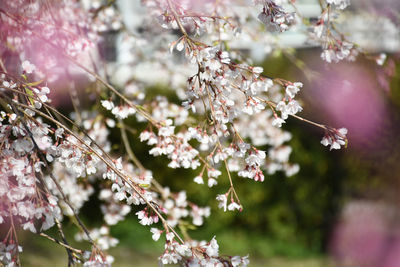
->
[26,79,43,87]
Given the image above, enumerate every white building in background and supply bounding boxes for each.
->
[105,0,399,86]
[116,0,400,55]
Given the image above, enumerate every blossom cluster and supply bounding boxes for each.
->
[309,0,358,63]
[0,108,62,235]
[255,0,296,32]
[159,236,249,266]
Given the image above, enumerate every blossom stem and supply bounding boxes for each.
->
[257,97,327,130]
[166,0,188,37]
[119,119,167,197]
[39,233,84,255]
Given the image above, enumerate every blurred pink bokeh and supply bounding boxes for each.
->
[307,62,387,150]
[330,201,400,267]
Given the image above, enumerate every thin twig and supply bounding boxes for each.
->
[40,233,84,255]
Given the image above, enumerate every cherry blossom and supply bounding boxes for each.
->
[321,127,348,150]
[21,60,36,74]
[326,0,350,10]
